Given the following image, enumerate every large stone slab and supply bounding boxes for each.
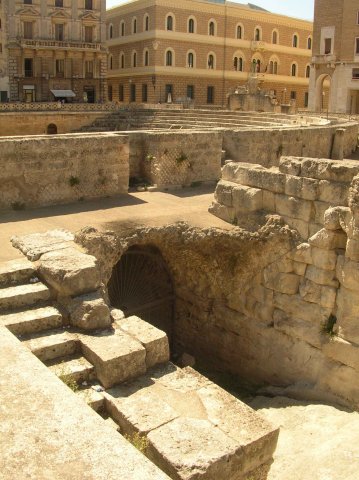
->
[105,363,279,480]
[80,331,146,388]
[114,314,170,368]
[11,229,75,261]
[69,291,111,331]
[39,247,100,297]
[0,259,35,287]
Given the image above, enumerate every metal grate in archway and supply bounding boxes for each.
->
[108,245,175,340]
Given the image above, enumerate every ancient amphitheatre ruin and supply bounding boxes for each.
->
[1,103,359,480]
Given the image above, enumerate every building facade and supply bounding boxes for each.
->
[309,0,359,113]
[106,0,313,108]
[1,0,107,103]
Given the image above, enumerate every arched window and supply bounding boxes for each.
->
[307,36,312,49]
[188,18,195,33]
[233,56,243,72]
[269,61,274,74]
[293,34,298,47]
[167,15,173,31]
[291,63,297,76]
[144,14,149,31]
[305,64,311,78]
[166,49,173,66]
[209,21,215,36]
[109,55,113,70]
[188,52,194,68]
[273,61,278,74]
[254,27,261,41]
[208,53,215,69]
[120,21,125,37]
[132,51,137,67]
[272,30,278,44]
[120,53,125,69]
[132,18,137,34]
[144,49,149,66]
[236,24,242,39]
[47,124,57,135]
[109,24,113,39]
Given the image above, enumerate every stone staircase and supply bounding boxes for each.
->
[0,257,279,480]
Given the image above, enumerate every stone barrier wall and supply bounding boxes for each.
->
[208,156,359,408]
[223,122,358,167]
[0,133,129,210]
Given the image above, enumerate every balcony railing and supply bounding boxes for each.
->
[312,54,337,64]
[21,39,103,51]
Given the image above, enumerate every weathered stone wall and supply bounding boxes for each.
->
[223,122,358,167]
[0,133,129,210]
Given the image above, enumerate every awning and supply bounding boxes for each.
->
[50,89,76,98]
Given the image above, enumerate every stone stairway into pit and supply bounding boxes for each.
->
[0,248,279,480]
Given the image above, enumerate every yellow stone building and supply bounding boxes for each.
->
[309,0,359,113]
[1,0,108,103]
[106,0,313,108]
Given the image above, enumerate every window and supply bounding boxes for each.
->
[132,51,137,67]
[130,83,136,102]
[165,84,173,102]
[307,36,312,49]
[144,50,149,66]
[290,91,297,100]
[356,38,359,55]
[24,58,33,77]
[120,21,125,36]
[187,85,194,100]
[119,84,124,102]
[85,0,93,10]
[291,63,297,76]
[24,22,33,39]
[108,85,113,101]
[84,26,93,42]
[165,50,173,66]
[233,56,243,72]
[120,53,125,69]
[0,44,2,54]
[109,24,113,39]
[144,15,149,31]
[132,18,137,34]
[85,60,93,78]
[352,68,359,79]
[254,28,261,41]
[273,61,278,74]
[293,34,298,47]
[236,25,242,39]
[209,21,215,36]
[188,18,195,33]
[305,65,311,78]
[208,54,214,69]
[55,23,64,41]
[187,52,194,68]
[272,30,278,44]
[357,11,359,25]
[167,15,173,31]
[142,84,148,102]
[207,86,214,104]
[324,38,332,54]
[304,92,309,107]
[109,55,113,70]
[55,59,64,77]
[24,0,32,3]
[55,0,63,7]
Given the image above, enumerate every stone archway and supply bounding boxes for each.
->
[107,244,175,340]
[47,123,58,135]
[314,73,332,113]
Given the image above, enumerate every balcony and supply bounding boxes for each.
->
[21,39,103,51]
[312,54,337,65]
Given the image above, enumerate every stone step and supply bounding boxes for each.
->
[0,306,63,336]
[103,363,279,480]
[76,385,105,412]
[22,330,78,362]
[0,259,36,287]
[47,355,95,385]
[0,283,51,312]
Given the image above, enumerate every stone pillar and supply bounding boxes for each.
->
[331,128,346,160]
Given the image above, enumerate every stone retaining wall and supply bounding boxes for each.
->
[0,133,129,210]
[223,122,358,167]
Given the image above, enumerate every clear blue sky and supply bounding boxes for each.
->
[106,0,315,21]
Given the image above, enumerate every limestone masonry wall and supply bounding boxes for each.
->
[207,156,359,408]
[0,133,129,210]
[223,122,358,167]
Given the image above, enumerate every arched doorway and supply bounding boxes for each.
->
[108,245,175,340]
[47,123,58,135]
[314,74,332,113]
